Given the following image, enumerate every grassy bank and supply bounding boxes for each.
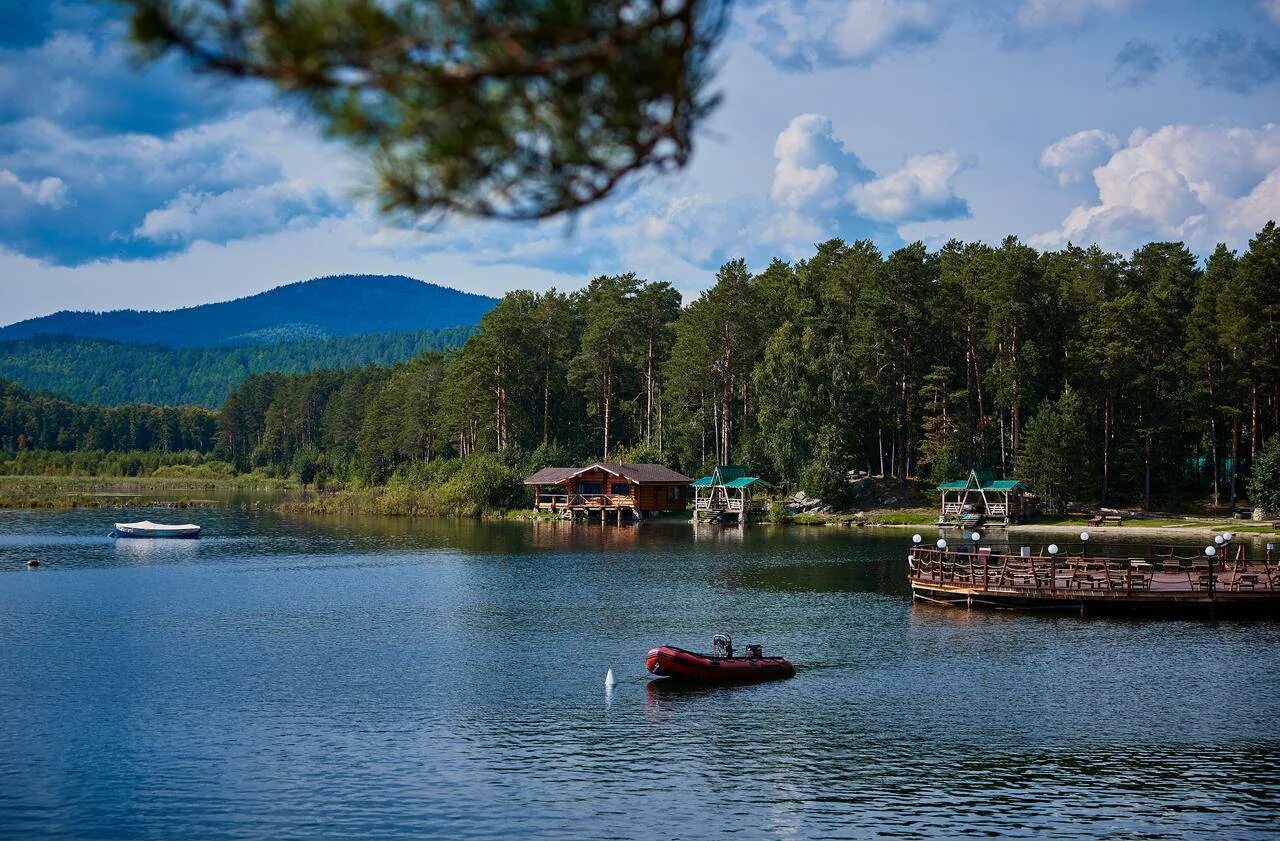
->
[0,474,294,509]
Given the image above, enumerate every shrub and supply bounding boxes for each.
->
[1248,436,1280,515]
[437,453,526,516]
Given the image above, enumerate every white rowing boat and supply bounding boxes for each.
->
[111,520,201,539]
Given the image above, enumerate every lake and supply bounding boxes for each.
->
[1,509,1277,839]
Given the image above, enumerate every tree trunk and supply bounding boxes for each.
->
[1102,394,1112,504]
[1144,434,1152,511]
[1229,418,1240,504]
[999,412,1007,475]
[645,336,655,445]
[1251,383,1260,460]
[602,391,611,461]
[1208,361,1219,504]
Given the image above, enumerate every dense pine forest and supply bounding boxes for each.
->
[3,223,1278,512]
[0,327,472,408]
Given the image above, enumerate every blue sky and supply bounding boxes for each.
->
[1,0,1278,322]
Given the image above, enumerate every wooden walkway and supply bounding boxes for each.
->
[908,544,1280,614]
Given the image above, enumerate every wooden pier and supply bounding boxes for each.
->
[907,541,1280,615]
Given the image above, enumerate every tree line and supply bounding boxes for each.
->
[0,378,216,455]
[0,327,471,408]
[5,223,1278,512]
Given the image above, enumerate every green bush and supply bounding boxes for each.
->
[1248,437,1280,515]
[437,453,526,516]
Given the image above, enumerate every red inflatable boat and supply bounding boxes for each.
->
[646,636,795,684]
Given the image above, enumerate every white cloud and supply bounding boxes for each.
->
[768,113,874,242]
[1034,123,1280,252]
[134,180,342,244]
[849,151,969,222]
[0,169,68,208]
[0,107,357,262]
[1039,129,1121,186]
[749,0,949,70]
[832,0,944,62]
[1014,0,1142,33]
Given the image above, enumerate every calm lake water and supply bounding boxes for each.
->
[1,509,1277,839]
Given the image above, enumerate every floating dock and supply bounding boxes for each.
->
[908,539,1280,615]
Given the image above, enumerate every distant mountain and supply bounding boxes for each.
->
[0,275,497,347]
[0,328,471,408]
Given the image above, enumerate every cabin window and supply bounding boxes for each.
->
[580,481,602,495]
[610,483,630,496]
[667,485,680,501]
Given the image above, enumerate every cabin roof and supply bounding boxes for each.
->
[524,463,691,485]
[525,467,579,485]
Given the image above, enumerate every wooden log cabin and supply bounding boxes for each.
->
[525,463,692,523]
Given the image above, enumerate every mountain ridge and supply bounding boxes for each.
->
[0,274,498,347]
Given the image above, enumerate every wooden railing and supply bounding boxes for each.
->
[908,546,1280,595]
[536,493,634,509]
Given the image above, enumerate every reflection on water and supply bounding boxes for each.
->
[111,536,203,563]
[0,509,1276,839]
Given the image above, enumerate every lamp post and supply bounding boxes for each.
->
[1048,543,1060,588]
[1080,530,1090,560]
[1205,545,1216,597]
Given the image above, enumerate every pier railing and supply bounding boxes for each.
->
[908,544,1280,595]
[535,492,636,510]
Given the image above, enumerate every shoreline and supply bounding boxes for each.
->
[2,475,1276,540]
[837,521,1280,540]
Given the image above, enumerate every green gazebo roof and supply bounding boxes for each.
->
[692,465,770,489]
[937,468,1026,492]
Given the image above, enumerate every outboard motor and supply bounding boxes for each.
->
[712,634,734,658]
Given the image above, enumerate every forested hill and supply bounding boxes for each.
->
[0,328,471,407]
[0,275,497,347]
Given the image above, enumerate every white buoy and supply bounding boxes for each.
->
[605,668,616,688]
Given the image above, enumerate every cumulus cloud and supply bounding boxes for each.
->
[1034,123,1280,253]
[1109,39,1164,87]
[1039,129,1121,187]
[353,113,961,275]
[1180,30,1280,93]
[768,113,875,241]
[0,169,68,208]
[849,151,969,223]
[0,27,241,135]
[749,0,950,71]
[0,108,354,264]
[135,181,343,245]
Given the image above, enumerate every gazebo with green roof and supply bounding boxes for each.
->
[937,468,1028,527]
[692,465,772,521]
